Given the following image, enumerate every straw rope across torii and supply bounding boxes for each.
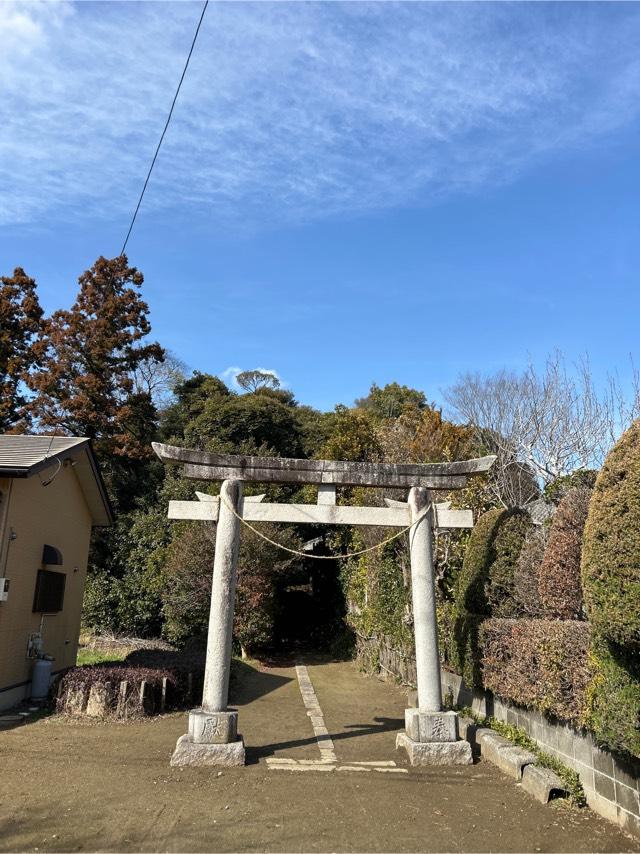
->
[152,442,496,769]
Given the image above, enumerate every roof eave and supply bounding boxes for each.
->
[0,467,31,478]
[84,441,114,527]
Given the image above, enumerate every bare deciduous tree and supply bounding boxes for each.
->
[444,351,640,507]
[131,350,187,410]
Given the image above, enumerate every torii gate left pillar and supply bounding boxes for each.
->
[154,443,495,768]
[172,479,246,767]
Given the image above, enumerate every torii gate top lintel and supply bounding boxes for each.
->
[151,442,496,490]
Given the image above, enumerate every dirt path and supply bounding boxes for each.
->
[0,658,635,853]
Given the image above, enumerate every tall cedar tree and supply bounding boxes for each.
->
[0,267,43,431]
[28,255,164,468]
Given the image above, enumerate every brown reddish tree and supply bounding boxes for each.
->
[0,267,43,431]
[28,255,164,465]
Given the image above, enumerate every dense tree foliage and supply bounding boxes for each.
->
[0,267,42,431]
[355,382,427,420]
[236,369,280,393]
[28,256,163,459]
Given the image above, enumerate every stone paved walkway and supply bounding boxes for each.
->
[0,658,636,852]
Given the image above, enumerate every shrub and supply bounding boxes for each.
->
[437,600,456,665]
[161,523,214,644]
[455,509,504,615]
[234,524,301,656]
[585,633,640,758]
[538,487,590,619]
[481,619,591,726]
[342,539,414,653]
[82,570,120,634]
[488,511,533,616]
[544,470,597,505]
[57,665,183,718]
[456,508,532,617]
[582,419,640,647]
[60,665,176,691]
[448,610,484,688]
[513,527,547,616]
[161,519,302,653]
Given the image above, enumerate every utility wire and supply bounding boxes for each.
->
[119,0,209,256]
[42,2,208,484]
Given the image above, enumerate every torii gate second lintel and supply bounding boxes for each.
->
[153,443,495,768]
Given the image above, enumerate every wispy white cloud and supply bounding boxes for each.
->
[2,1,640,230]
[220,366,243,389]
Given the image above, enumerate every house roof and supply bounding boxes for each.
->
[526,497,555,527]
[0,435,113,527]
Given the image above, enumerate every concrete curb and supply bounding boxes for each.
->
[459,716,566,803]
[522,764,568,804]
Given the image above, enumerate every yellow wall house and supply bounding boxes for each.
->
[0,436,113,710]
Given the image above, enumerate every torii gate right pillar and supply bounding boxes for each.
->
[396,486,473,765]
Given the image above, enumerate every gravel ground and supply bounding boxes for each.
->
[0,658,635,853]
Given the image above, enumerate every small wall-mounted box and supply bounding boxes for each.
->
[0,578,9,602]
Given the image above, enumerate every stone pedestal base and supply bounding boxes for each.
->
[396,732,473,766]
[170,708,245,767]
[170,733,245,767]
[405,708,458,743]
[188,708,238,744]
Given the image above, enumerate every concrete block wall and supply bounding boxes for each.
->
[356,636,639,839]
[441,669,639,840]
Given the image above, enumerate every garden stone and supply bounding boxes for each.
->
[65,685,88,715]
[86,682,111,717]
[475,729,509,751]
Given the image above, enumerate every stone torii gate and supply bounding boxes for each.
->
[153,442,495,768]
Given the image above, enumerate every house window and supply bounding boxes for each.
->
[42,544,63,566]
[33,570,66,613]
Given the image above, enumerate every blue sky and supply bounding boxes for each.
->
[1,1,639,412]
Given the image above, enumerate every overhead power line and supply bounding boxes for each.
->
[119,0,209,256]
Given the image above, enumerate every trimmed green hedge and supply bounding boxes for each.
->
[513,527,547,616]
[538,487,590,619]
[447,609,485,689]
[443,616,591,725]
[455,508,532,617]
[480,619,591,726]
[582,419,640,647]
[455,508,504,615]
[586,634,640,758]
